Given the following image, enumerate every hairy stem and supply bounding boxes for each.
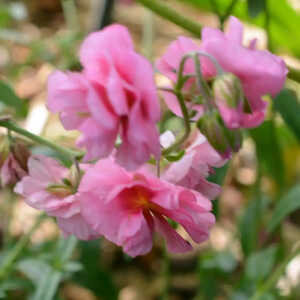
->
[0,120,84,161]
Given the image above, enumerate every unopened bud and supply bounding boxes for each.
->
[0,137,30,187]
[11,139,30,172]
[213,73,244,108]
[197,111,242,158]
[0,136,10,167]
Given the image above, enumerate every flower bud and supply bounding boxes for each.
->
[213,73,244,108]
[0,138,30,187]
[0,136,10,167]
[213,73,253,129]
[197,111,242,158]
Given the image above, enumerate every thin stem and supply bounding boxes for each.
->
[138,0,298,83]
[161,245,170,300]
[288,65,300,83]
[61,0,79,32]
[0,120,84,161]
[0,214,47,280]
[251,243,300,300]
[264,0,273,51]
[162,92,191,156]
[191,51,224,76]
[136,0,201,36]
[142,9,154,61]
[193,54,215,111]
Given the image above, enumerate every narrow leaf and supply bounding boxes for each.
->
[267,185,300,233]
[250,120,284,187]
[246,245,278,281]
[31,269,62,300]
[247,0,266,18]
[274,89,300,141]
[0,81,28,118]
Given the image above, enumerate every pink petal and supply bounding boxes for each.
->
[153,213,192,253]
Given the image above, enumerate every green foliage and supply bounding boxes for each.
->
[239,196,269,257]
[267,185,300,233]
[247,0,266,18]
[74,241,119,300]
[182,0,300,57]
[245,245,278,281]
[274,89,300,141]
[250,120,285,187]
[0,81,28,118]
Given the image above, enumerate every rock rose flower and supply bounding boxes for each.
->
[14,155,98,240]
[78,158,215,257]
[157,16,287,129]
[162,132,226,199]
[48,24,160,171]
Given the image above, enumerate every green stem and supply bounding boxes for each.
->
[193,54,215,111]
[288,66,300,83]
[136,0,201,36]
[161,245,170,300]
[140,0,300,84]
[0,120,84,161]
[0,214,47,279]
[251,244,300,300]
[142,9,154,61]
[162,91,191,155]
[61,0,79,32]
[220,0,239,29]
[264,0,273,51]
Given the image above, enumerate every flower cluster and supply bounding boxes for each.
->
[12,17,287,257]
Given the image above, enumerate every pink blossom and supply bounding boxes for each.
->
[1,154,27,187]
[14,155,98,240]
[162,132,226,199]
[48,24,160,170]
[156,17,287,128]
[78,158,215,257]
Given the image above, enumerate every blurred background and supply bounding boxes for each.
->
[0,0,300,299]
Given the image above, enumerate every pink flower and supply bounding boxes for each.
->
[157,17,288,128]
[48,24,160,170]
[1,154,27,187]
[78,158,215,257]
[200,16,287,128]
[14,155,98,240]
[162,132,226,199]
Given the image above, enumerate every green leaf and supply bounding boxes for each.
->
[74,240,119,300]
[267,185,300,233]
[0,80,28,118]
[274,89,300,141]
[250,120,285,187]
[53,235,77,265]
[239,196,269,257]
[246,245,278,281]
[31,269,62,300]
[29,236,77,300]
[201,251,237,273]
[17,258,51,285]
[208,162,229,185]
[247,0,266,18]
